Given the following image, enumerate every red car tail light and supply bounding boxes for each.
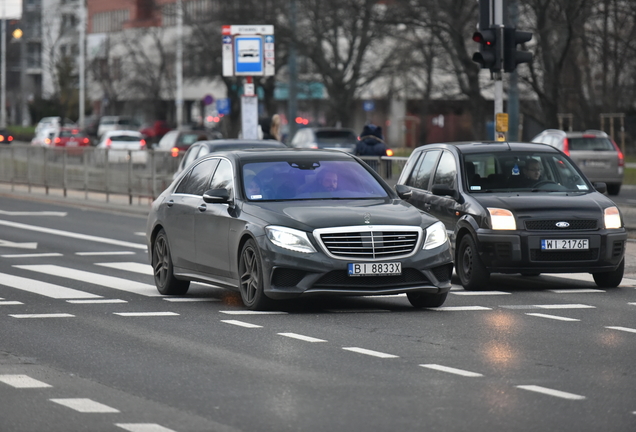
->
[83,138,89,144]
[140,139,147,149]
[54,137,61,144]
[0,135,4,142]
[171,146,180,157]
[8,136,13,141]
[105,138,112,147]
[562,138,570,156]
[611,140,624,167]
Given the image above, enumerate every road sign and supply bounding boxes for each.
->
[241,96,259,139]
[496,113,509,132]
[216,98,230,115]
[222,25,275,77]
[363,101,375,112]
[235,36,263,75]
[203,94,214,105]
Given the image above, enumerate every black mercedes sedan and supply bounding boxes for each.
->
[395,141,627,290]
[146,148,454,310]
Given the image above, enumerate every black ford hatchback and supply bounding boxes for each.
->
[395,141,627,290]
[147,148,453,310]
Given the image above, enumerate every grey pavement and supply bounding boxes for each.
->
[1,181,636,279]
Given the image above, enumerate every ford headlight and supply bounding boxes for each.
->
[604,206,622,229]
[488,208,516,230]
[265,226,317,253]
[424,221,448,250]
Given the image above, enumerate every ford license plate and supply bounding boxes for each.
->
[348,262,401,277]
[541,239,589,250]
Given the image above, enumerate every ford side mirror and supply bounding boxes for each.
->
[431,184,463,203]
[593,182,607,194]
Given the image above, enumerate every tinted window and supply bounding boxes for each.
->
[176,159,218,195]
[178,133,204,146]
[408,150,440,190]
[110,135,142,142]
[568,137,614,151]
[209,159,234,197]
[315,130,357,144]
[433,151,457,188]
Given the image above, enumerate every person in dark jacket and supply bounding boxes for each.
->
[355,124,388,156]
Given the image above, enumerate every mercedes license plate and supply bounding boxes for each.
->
[348,262,402,277]
[541,239,589,250]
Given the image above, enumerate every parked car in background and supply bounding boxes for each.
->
[531,129,624,195]
[173,138,287,179]
[35,116,76,135]
[30,127,57,147]
[395,141,626,290]
[50,128,91,156]
[95,130,147,165]
[97,116,141,138]
[289,127,358,153]
[155,128,217,157]
[0,128,14,144]
[140,120,171,145]
[146,148,453,310]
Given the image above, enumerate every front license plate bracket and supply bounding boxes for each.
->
[348,262,402,277]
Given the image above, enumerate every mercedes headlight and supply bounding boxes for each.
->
[424,221,448,250]
[604,206,622,229]
[265,226,317,253]
[488,208,516,230]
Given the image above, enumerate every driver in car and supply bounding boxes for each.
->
[513,158,543,187]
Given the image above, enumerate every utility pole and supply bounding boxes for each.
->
[175,0,183,128]
[287,0,298,141]
[507,0,519,141]
[79,0,86,129]
[1,8,6,128]
[493,0,504,139]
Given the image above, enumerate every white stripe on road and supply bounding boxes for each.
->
[116,423,177,432]
[0,219,146,249]
[428,306,492,311]
[606,326,636,334]
[516,385,586,400]
[1,253,63,258]
[326,309,391,313]
[0,375,52,388]
[113,312,179,317]
[0,301,23,305]
[0,273,102,299]
[95,262,153,275]
[67,299,127,304]
[629,303,636,306]
[10,314,74,318]
[535,304,595,309]
[220,310,287,315]
[342,347,399,358]
[76,251,136,256]
[221,320,262,328]
[50,398,120,413]
[451,291,510,296]
[548,289,605,294]
[419,364,483,377]
[15,265,161,297]
[279,333,327,343]
[163,298,220,302]
[526,313,580,322]
[0,210,67,216]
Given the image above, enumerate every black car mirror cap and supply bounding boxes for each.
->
[203,188,231,204]
[431,184,464,203]
[395,184,413,200]
[593,182,607,194]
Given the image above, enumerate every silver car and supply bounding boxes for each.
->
[531,129,624,195]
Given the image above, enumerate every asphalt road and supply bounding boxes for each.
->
[0,188,634,432]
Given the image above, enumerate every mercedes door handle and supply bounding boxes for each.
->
[198,204,207,212]
[166,200,174,207]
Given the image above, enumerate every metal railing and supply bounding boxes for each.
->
[0,144,408,204]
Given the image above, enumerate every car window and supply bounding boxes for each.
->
[109,135,142,142]
[178,133,203,146]
[568,137,614,151]
[175,159,219,195]
[209,159,234,197]
[314,130,357,144]
[432,151,457,189]
[242,159,388,201]
[407,150,441,190]
[181,145,200,168]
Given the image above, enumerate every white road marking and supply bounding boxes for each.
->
[67,299,127,304]
[0,301,23,305]
[1,253,62,258]
[220,310,287,315]
[428,306,492,311]
[15,265,161,297]
[0,273,101,299]
[0,219,146,249]
[535,304,595,309]
[113,312,179,317]
[96,262,153,275]
[548,289,605,294]
[547,273,636,286]
[116,423,177,432]
[342,347,399,358]
[326,309,391,313]
[516,385,586,400]
[0,239,37,249]
[50,398,120,413]
[0,210,66,216]
[606,326,636,334]
[419,364,483,377]
[10,314,74,318]
[279,333,327,343]
[76,251,136,256]
[628,303,636,306]
[526,313,580,322]
[163,298,220,302]
[0,375,52,388]
[221,320,262,328]
[451,291,510,296]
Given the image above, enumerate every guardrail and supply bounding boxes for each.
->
[0,144,408,204]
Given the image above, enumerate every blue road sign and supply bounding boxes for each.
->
[265,35,274,43]
[223,35,232,44]
[235,36,263,75]
[363,101,375,112]
[216,98,231,115]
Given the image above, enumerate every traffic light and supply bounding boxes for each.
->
[503,28,533,72]
[472,29,500,72]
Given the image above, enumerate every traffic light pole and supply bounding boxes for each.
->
[493,0,504,140]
